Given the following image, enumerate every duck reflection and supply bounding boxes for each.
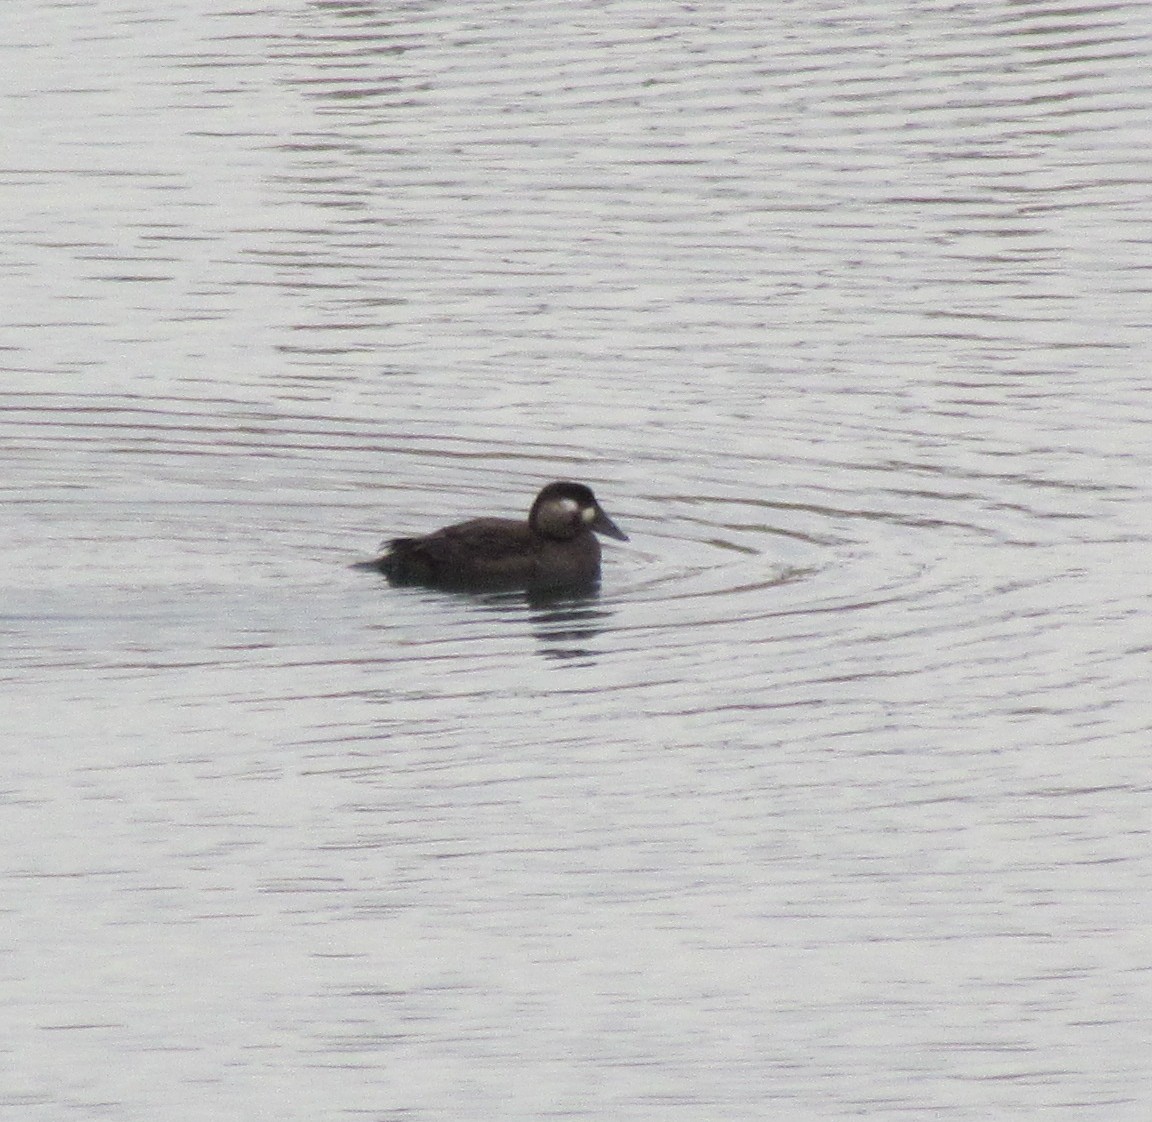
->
[527,595,615,662]
[473,587,615,662]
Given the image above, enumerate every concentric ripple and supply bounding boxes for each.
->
[5,0,1152,1119]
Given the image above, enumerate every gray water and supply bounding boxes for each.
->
[3,1,1151,1118]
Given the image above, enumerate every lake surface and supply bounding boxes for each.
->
[3,1,1151,1118]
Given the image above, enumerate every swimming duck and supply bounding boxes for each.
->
[376,481,628,593]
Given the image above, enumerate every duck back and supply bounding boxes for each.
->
[380,517,602,592]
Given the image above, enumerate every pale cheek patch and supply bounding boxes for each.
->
[581,506,597,524]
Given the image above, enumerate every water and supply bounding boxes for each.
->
[3,1,1151,1118]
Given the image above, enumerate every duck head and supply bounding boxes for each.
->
[529,482,629,542]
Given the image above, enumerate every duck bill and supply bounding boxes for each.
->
[591,509,628,541]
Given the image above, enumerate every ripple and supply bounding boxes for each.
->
[6,2,1152,1118]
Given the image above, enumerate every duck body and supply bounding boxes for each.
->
[377,482,627,593]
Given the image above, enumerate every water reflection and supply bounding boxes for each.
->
[356,566,617,663]
[529,596,615,662]
[5,0,1152,1119]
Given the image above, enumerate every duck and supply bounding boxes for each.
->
[375,481,628,593]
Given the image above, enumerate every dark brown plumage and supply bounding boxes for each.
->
[376,482,627,593]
